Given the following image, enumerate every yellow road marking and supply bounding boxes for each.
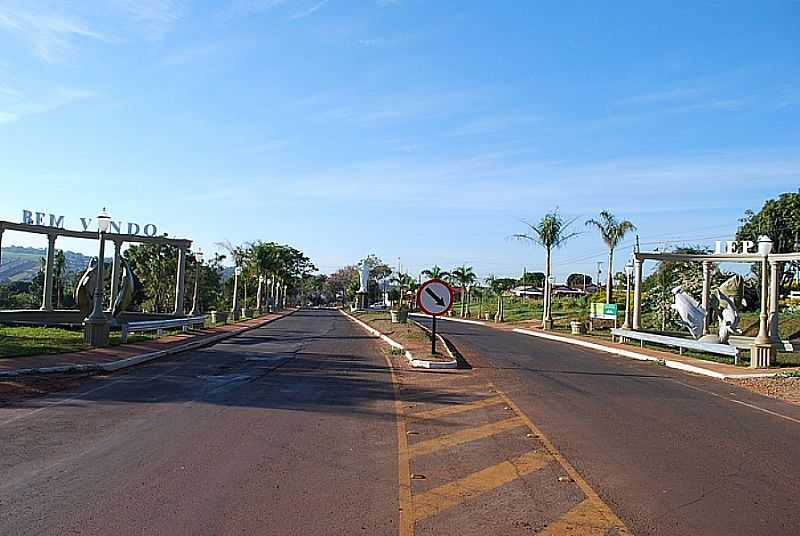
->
[492,384,631,535]
[409,395,506,421]
[537,499,616,535]
[377,342,414,536]
[408,417,525,458]
[413,449,551,521]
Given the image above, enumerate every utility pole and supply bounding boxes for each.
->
[596,261,603,293]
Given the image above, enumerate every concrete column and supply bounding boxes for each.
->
[173,247,187,315]
[109,240,123,311]
[701,261,712,336]
[769,260,781,344]
[632,258,643,330]
[40,234,57,311]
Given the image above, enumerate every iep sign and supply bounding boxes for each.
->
[21,210,159,237]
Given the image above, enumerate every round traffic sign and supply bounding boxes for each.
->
[416,279,454,316]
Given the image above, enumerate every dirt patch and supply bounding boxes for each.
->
[726,376,800,406]
[0,373,93,405]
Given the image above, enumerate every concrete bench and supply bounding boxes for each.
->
[121,315,207,343]
[611,328,740,362]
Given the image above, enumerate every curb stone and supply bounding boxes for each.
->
[0,309,298,378]
[340,310,457,369]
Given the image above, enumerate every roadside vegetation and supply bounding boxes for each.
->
[351,310,451,362]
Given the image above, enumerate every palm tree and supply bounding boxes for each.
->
[421,265,450,281]
[585,210,636,304]
[514,209,579,330]
[390,273,415,310]
[450,264,476,317]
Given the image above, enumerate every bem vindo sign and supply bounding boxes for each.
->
[21,209,159,237]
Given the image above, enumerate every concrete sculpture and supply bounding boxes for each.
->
[672,274,745,344]
[75,257,134,318]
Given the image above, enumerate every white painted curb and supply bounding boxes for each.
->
[0,309,298,378]
[511,328,781,380]
[412,312,780,380]
[340,310,457,369]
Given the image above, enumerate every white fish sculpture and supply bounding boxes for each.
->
[671,287,706,339]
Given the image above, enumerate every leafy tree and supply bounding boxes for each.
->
[585,210,636,303]
[736,191,800,293]
[124,242,178,313]
[514,208,579,328]
[359,254,392,304]
[520,271,545,286]
[566,273,592,288]
[328,265,359,302]
[486,275,516,322]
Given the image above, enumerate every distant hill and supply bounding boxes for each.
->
[0,246,94,283]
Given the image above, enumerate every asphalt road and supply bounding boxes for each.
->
[421,317,800,536]
[0,309,400,536]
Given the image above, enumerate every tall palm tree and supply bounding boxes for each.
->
[514,209,579,330]
[450,264,476,317]
[421,265,450,281]
[585,210,636,304]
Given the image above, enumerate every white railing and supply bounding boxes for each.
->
[121,315,207,343]
[611,328,740,361]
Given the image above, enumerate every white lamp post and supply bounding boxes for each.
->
[752,234,775,367]
[623,258,634,329]
[232,266,242,320]
[190,249,203,316]
[84,208,111,347]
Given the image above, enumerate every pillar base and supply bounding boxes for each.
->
[356,292,368,311]
[542,319,553,331]
[750,343,776,368]
[83,318,110,347]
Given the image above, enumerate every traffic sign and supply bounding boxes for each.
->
[417,279,454,316]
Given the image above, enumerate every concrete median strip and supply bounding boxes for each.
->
[0,309,298,378]
[339,309,457,369]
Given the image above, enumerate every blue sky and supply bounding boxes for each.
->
[0,0,798,281]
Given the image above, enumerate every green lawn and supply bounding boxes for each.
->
[0,326,89,358]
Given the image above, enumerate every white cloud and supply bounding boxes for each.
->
[0,88,96,124]
[291,0,328,19]
[0,4,112,62]
[111,0,185,40]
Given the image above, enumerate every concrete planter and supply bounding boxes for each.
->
[391,309,409,323]
[570,321,586,335]
[210,310,228,324]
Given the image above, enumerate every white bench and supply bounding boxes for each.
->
[611,328,740,363]
[121,316,207,343]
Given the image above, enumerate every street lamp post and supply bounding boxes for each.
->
[84,208,111,347]
[190,249,203,316]
[231,266,241,321]
[751,235,775,367]
[623,258,634,329]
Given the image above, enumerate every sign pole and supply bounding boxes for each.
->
[432,314,437,355]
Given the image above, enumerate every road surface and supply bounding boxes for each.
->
[0,309,399,535]
[3,309,800,535]
[420,316,800,536]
